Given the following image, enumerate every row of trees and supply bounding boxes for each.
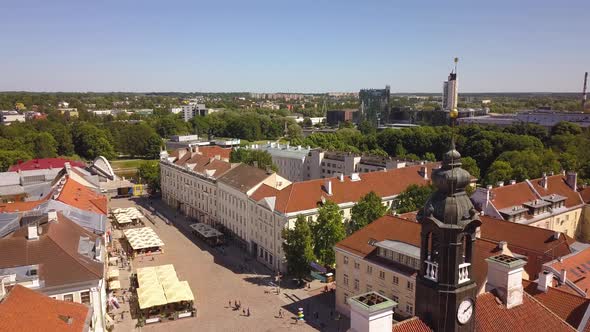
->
[290,122,590,185]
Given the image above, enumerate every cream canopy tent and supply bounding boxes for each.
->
[136,265,195,309]
[109,280,121,290]
[107,268,120,279]
[112,207,144,225]
[123,227,164,250]
[137,283,167,309]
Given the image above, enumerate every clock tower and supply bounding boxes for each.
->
[415,142,481,332]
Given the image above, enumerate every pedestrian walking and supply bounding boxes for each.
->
[229,300,231,308]
[278,309,283,318]
[242,309,246,316]
[247,308,250,316]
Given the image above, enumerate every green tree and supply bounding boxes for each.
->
[0,150,32,172]
[485,160,513,185]
[230,149,277,172]
[423,152,436,162]
[281,215,315,281]
[460,157,481,179]
[395,184,434,214]
[348,191,387,234]
[551,121,582,136]
[302,117,313,128]
[357,120,376,135]
[72,123,116,160]
[31,132,58,158]
[311,201,345,266]
[138,160,160,194]
[287,123,303,140]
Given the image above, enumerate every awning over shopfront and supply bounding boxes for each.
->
[123,227,164,250]
[189,223,223,238]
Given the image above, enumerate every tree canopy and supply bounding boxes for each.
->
[310,201,346,267]
[281,215,315,280]
[348,191,387,234]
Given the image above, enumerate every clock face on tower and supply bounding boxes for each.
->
[457,299,474,325]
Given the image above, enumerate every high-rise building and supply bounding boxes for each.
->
[443,58,459,111]
[359,85,390,126]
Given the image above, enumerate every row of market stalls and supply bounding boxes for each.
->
[123,227,164,257]
[136,264,196,324]
[189,223,224,246]
[111,207,145,229]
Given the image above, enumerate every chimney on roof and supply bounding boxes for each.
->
[509,179,516,185]
[553,231,561,240]
[562,169,566,176]
[178,148,186,160]
[64,162,71,175]
[537,271,553,293]
[48,210,57,222]
[485,255,526,309]
[27,224,39,240]
[338,173,344,182]
[348,292,397,332]
[560,269,567,284]
[497,241,508,252]
[419,166,428,180]
[325,179,333,195]
[541,172,548,189]
[496,181,504,187]
[566,171,578,191]
[475,226,482,239]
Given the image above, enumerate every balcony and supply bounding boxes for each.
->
[424,258,438,282]
[458,263,471,284]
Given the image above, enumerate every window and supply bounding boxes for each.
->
[407,281,414,291]
[354,279,359,290]
[379,271,385,279]
[354,261,360,269]
[393,276,399,285]
[366,265,372,274]
[366,284,372,292]
[392,295,399,302]
[343,256,348,265]
[344,293,349,304]
[344,274,349,286]
[406,303,414,314]
[80,291,91,305]
[63,294,74,302]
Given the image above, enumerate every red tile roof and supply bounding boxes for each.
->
[196,146,231,160]
[546,246,590,298]
[57,178,107,214]
[174,153,232,178]
[0,199,47,213]
[335,215,504,286]
[579,187,590,204]
[530,175,584,208]
[0,212,104,288]
[488,181,538,210]
[8,158,86,172]
[485,175,583,214]
[0,285,90,332]
[379,212,570,281]
[251,163,437,214]
[475,291,575,331]
[480,215,573,279]
[392,317,432,332]
[523,279,590,330]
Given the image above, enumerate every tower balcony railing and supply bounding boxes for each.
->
[424,257,438,282]
[458,262,471,284]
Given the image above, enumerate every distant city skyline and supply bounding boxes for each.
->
[0,1,588,93]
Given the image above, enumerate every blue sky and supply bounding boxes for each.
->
[0,0,588,92]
